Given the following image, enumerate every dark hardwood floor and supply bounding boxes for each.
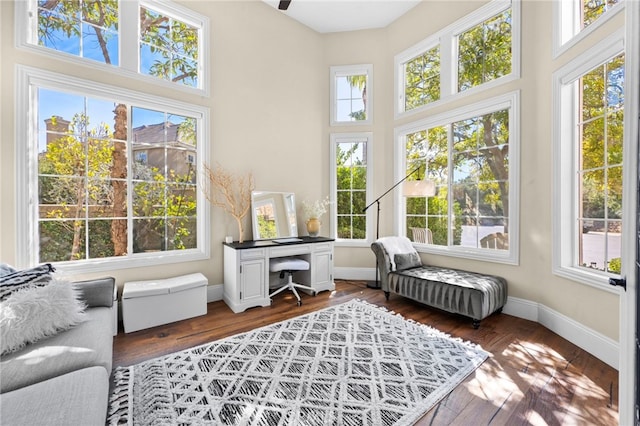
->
[113,280,618,425]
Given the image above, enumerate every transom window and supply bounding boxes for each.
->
[16,66,209,272]
[583,0,622,28]
[330,65,373,125]
[37,0,120,64]
[554,0,624,57]
[397,92,519,264]
[18,0,208,93]
[139,4,199,87]
[553,30,625,287]
[395,0,519,116]
[404,45,440,111]
[330,133,373,245]
[457,8,512,92]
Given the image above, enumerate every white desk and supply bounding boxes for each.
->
[223,237,335,313]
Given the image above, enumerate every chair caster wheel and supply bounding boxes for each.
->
[297,301,302,306]
[270,298,273,305]
[312,291,317,297]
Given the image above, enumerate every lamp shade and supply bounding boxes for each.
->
[403,179,436,197]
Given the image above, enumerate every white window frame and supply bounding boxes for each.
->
[552,29,625,292]
[552,0,625,59]
[330,64,373,126]
[15,65,210,274]
[394,91,520,265]
[15,0,210,96]
[394,0,520,119]
[330,132,374,247]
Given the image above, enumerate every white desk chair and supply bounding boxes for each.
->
[269,257,315,306]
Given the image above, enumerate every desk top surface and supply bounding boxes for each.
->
[223,236,334,250]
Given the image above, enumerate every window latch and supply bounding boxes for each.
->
[609,277,626,291]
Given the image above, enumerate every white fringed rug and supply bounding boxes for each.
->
[107,299,488,426]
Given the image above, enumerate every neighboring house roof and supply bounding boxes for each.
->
[131,122,195,151]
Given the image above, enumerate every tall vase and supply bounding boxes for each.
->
[306,218,321,237]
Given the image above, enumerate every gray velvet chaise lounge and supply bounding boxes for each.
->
[371,236,508,328]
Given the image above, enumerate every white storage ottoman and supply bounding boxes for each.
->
[122,273,207,333]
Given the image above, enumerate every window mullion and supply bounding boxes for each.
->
[84,97,91,261]
[447,124,454,247]
[126,105,134,258]
[119,1,138,73]
[441,32,455,100]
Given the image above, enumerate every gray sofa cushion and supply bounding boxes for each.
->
[73,276,115,308]
[0,366,109,426]
[0,307,113,393]
[394,252,422,271]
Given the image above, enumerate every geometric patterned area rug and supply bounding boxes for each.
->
[107,299,488,425]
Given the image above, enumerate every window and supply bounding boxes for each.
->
[16,66,209,272]
[554,0,624,57]
[404,44,440,112]
[395,0,519,116]
[330,133,373,245]
[139,3,200,87]
[396,92,519,264]
[553,30,625,288]
[35,0,120,65]
[330,65,373,125]
[457,7,512,92]
[135,151,148,164]
[17,0,208,93]
[582,0,622,27]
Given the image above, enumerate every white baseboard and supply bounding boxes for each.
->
[334,267,376,281]
[503,296,618,369]
[538,304,619,369]
[333,267,619,369]
[207,284,224,303]
[502,296,539,321]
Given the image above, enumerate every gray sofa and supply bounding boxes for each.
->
[371,236,508,328]
[0,277,116,426]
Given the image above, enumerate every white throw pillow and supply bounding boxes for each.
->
[0,279,87,355]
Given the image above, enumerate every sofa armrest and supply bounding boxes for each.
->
[72,277,116,308]
[370,242,392,292]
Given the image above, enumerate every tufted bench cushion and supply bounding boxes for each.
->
[389,266,507,326]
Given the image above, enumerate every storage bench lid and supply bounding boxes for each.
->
[123,273,207,299]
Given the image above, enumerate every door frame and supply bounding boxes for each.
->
[619,1,639,424]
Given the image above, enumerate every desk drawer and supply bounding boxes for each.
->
[270,245,311,257]
[240,248,266,260]
[312,243,333,253]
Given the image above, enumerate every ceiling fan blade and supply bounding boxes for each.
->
[278,0,291,11]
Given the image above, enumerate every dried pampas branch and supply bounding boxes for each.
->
[203,163,254,243]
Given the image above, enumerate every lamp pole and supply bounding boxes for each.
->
[363,164,422,289]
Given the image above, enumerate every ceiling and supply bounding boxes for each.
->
[262,0,422,33]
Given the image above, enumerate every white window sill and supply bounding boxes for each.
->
[553,265,621,295]
[414,243,519,266]
[49,250,209,276]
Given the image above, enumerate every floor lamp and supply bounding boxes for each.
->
[363,165,436,289]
